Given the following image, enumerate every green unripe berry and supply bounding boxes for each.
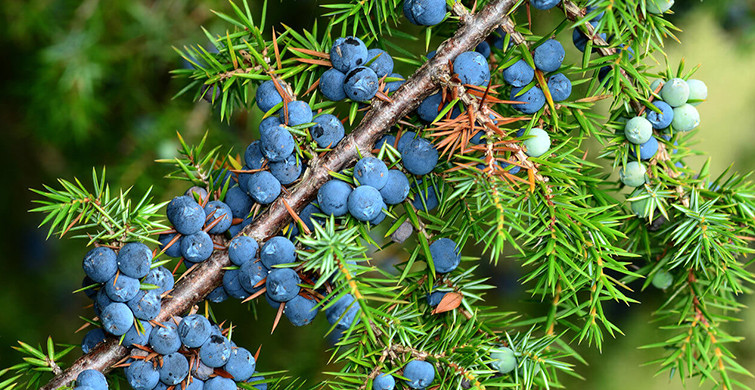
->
[686,79,707,106]
[522,128,551,157]
[647,0,674,14]
[620,161,647,187]
[630,197,650,217]
[671,104,700,132]
[490,347,517,374]
[650,79,663,92]
[624,117,653,144]
[651,270,674,290]
[660,78,689,107]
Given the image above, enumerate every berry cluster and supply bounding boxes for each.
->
[504,37,569,114]
[118,315,265,390]
[370,359,436,390]
[321,36,402,102]
[81,243,172,339]
[620,77,707,188]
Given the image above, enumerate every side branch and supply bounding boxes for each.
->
[41,0,518,388]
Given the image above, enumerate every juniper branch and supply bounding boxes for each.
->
[40,0,519,387]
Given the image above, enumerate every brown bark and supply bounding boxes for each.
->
[41,0,517,387]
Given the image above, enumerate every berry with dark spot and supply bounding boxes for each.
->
[167,196,206,235]
[547,73,572,102]
[348,186,384,221]
[149,321,182,355]
[245,171,281,204]
[402,138,438,175]
[330,36,369,72]
[127,290,161,320]
[204,201,232,234]
[311,114,345,148]
[225,347,256,381]
[159,352,189,386]
[260,236,296,268]
[270,154,303,185]
[403,360,435,389]
[125,359,160,390]
[366,48,394,77]
[180,231,214,263]
[100,302,134,336]
[453,51,490,86]
[344,66,380,101]
[228,235,259,266]
[178,314,212,348]
[266,268,301,302]
[260,126,295,162]
[354,157,389,189]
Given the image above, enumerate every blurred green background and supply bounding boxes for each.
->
[0,0,753,388]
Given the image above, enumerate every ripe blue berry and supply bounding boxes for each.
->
[533,39,565,72]
[100,302,133,336]
[116,242,152,279]
[159,352,189,385]
[354,157,389,189]
[82,247,117,283]
[125,360,160,390]
[205,377,236,390]
[503,60,534,87]
[167,196,206,235]
[660,78,689,107]
[366,48,394,77]
[94,289,113,315]
[285,295,319,326]
[260,125,295,162]
[624,116,653,144]
[646,101,674,129]
[298,203,324,232]
[225,347,256,381]
[330,36,369,73]
[348,186,384,221]
[425,50,436,60]
[260,236,296,268]
[81,328,106,354]
[671,104,700,132]
[412,183,439,211]
[200,334,232,368]
[417,93,444,123]
[475,41,491,58]
[228,215,254,237]
[396,131,418,153]
[185,379,205,390]
[403,360,435,389]
[206,286,228,303]
[104,274,139,302]
[510,86,546,114]
[586,5,605,21]
[325,293,361,330]
[245,171,281,204]
[402,138,438,175]
[547,73,572,102]
[311,114,345,148]
[686,79,707,105]
[180,231,214,263]
[255,80,283,113]
[385,73,405,93]
[258,117,282,139]
[178,314,212,348]
[270,154,303,185]
[204,200,232,234]
[373,373,396,390]
[127,290,161,320]
[149,321,181,355]
[405,0,446,26]
[379,169,411,205]
[490,347,517,373]
[123,320,152,348]
[521,128,551,157]
[76,369,107,390]
[280,101,313,126]
[228,236,259,266]
[266,268,301,302]
[429,238,461,273]
[317,180,353,216]
[427,290,447,307]
[375,135,397,150]
[222,269,249,299]
[224,185,254,219]
[344,66,380,101]
[246,373,268,390]
[629,136,659,160]
[158,233,182,258]
[619,161,647,187]
[238,260,268,293]
[143,266,173,295]
[572,22,605,52]
[453,51,490,86]
[320,68,347,101]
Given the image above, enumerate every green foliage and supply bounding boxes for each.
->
[30,168,168,245]
[0,337,76,390]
